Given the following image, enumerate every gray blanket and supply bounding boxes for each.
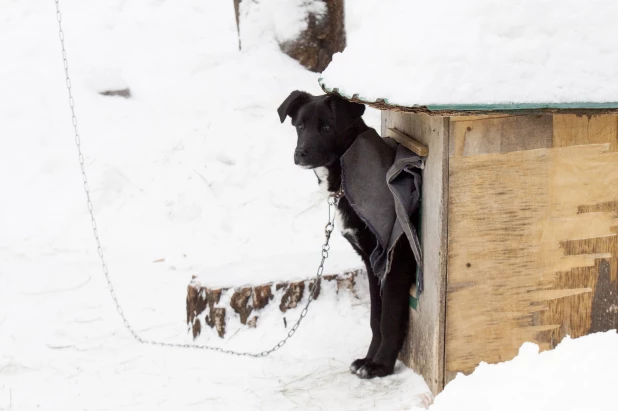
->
[340,128,425,292]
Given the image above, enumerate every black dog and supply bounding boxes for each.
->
[278,91,416,379]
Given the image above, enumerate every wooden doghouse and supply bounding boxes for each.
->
[324,89,618,395]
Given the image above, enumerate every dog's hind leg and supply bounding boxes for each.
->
[357,242,415,379]
[350,263,382,374]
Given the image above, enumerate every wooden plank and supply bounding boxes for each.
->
[449,115,553,157]
[553,114,618,151]
[445,120,618,384]
[547,115,618,343]
[386,127,429,156]
[449,114,514,122]
[383,111,449,395]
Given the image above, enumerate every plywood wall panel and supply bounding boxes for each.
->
[445,114,618,380]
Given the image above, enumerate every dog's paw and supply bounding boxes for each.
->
[356,361,394,379]
[349,358,370,374]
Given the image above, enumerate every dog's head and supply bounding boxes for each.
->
[278,91,366,169]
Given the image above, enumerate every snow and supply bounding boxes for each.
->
[418,331,618,411]
[240,0,327,48]
[0,0,421,410]
[267,0,325,44]
[321,0,618,106]
[0,0,377,287]
[191,252,360,289]
[1,0,617,410]
[0,253,430,410]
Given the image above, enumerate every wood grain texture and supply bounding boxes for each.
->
[449,115,553,157]
[449,114,514,122]
[383,111,449,395]
[445,114,618,381]
[386,127,429,156]
[553,114,618,150]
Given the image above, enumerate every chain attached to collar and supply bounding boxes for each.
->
[325,188,343,238]
[330,186,345,200]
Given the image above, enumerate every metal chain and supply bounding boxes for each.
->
[54,0,338,357]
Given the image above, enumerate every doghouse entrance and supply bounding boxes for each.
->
[382,127,428,312]
[382,112,449,396]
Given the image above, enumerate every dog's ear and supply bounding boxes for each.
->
[327,95,366,131]
[278,90,311,123]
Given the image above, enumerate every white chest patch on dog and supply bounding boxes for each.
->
[313,167,359,248]
[335,209,360,249]
[314,167,330,197]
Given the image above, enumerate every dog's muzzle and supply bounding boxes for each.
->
[294,148,308,165]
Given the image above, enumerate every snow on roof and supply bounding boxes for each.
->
[320,0,618,111]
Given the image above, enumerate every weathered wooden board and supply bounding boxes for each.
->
[445,114,618,383]
[553,114,618,150]
[449,114,553,156]
[386,127,429,156]
[382,111,449,395]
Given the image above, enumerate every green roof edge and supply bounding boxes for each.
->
[318,78,618,111]
[424,102,618,111]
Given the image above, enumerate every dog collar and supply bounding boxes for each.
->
[331,186,345,200]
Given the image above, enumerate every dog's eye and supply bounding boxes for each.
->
[322,125,332,132]
[297,123,305,130]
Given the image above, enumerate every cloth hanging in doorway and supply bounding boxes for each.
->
[340,128,425,292]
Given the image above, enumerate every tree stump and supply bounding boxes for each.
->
[234,0,345,73]
[279,0,346,72]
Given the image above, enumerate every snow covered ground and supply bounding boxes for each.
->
[1,0,378,285]
[1,1,617,410]
[429,332,618,411]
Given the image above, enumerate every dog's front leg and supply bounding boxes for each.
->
[349,263,382,374]
[357,243,415,379]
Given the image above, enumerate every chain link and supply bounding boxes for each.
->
[54,0,338,357]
